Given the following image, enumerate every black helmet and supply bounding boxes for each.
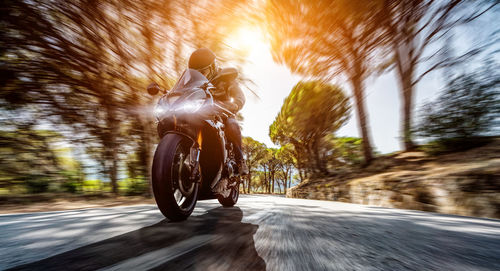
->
[189,48,216,69]
[188,48,218,79]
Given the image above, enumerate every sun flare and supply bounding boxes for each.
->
[226,26,269,58]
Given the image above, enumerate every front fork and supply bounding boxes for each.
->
[189,144,201,183]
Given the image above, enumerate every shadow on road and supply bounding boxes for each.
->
[10,207,266,271]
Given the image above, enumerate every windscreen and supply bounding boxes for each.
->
[171,69,209,92]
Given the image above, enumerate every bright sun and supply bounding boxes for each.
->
[226,26,269,58]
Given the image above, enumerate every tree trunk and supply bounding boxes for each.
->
[247,174,251,194]
[263,165,268,193]
[284,168,289,194]
[104,103,119,195]
[305,143,320,175]
[110,152,118,194]
[271,172,275,194]
[402,77,415,150]
[240,177,246,193]
[312,138,328,175]
[396,63,416,151]
[291,142,308,182]
[308,141,319,174]
[350,74,373,165]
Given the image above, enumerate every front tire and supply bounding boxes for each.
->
[217,178,240,207]
[152,134,199,221]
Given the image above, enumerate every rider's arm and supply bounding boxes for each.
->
[227,81,245,113]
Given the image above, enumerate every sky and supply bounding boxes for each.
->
[230,27,443,154]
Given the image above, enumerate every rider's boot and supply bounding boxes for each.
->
[238,160,249,175]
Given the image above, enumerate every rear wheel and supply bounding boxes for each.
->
[152,134,199,221]
[217,177,240,207]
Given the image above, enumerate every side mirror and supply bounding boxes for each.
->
[147,82,162,96]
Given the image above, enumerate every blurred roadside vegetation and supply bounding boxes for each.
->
[264,0,499,163]
[416,62,500,154]
[1,0,498,200]
[1,0,252,197]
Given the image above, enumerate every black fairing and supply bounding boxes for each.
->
[198,121,225,200]
[158,119,224,200]
[156,69,225,200]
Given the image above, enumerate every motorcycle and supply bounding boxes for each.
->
[147,68,242,221]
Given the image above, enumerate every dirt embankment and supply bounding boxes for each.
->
[287,139,500,218]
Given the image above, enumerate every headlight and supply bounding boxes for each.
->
[155,97,205,118]
[154,105,166,118]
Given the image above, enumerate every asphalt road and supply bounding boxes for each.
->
[1,195,499,270]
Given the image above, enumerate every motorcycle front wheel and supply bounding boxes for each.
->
[152,133,199,221]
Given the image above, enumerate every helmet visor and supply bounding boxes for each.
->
[198,60,218,80]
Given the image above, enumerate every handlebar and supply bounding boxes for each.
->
[213,103,235,118]
[202,85,234,118]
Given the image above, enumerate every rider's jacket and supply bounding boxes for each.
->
[211,68,245,114]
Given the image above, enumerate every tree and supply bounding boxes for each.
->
[242,137,268,193]
[324,135,364,168]
[270,81,350,176]
[250,171,267,193]
[416,63,499,141]
[264,148,280,194]
[380,0,498,150]
[276,144,295,194]
[264,0,386,164]
[0,122,73,193]
[1,0,161,194]
[1,0,252,195]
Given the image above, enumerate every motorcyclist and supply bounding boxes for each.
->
[188,48,249,175]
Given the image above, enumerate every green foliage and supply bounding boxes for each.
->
[0,127,63,192]
[270,81,350,145]
[275,144,295,192]
[0,121,91,194]
[242,137,268,171]
[1,0,252,195]
[327,136,364,167]
[61,181,79,194]
[276,144,295,167]
[419,137,495,155]
[120,178,149,196]
[270,80,350,176]
[250,172,267,193]
[242,137,268,193]
[416,63,500,151]
[380,1,497,150]
[60,169,85,194]
[241,137,298,194]
[264,0,383,163]
[82,180,104,193]
[25,176,50,194]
